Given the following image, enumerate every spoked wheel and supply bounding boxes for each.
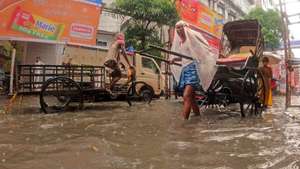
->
[126,81,154,106]
[216,87,232,110]
[195,92,208,113]
[212,79,233,108]
[195,79,223,113]
[241,69,266,117]
[40,77,83,113]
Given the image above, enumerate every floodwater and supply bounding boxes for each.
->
[0,96,300,169]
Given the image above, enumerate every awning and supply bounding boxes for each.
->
[263,52,282,65]
[0,36,66,45]
[0,37,109,51]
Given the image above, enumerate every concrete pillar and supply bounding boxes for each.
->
[9,48,16,95]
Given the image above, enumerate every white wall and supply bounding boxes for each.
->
[96,33,114,49]
[98,11,122,33]
[24,42,64,65]
[97,0,122,48]
[231,0,252,14]
[98,0,122,32]
[256,0,275,9]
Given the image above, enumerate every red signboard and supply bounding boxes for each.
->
[0,0,102,45]
[176,0,224,53]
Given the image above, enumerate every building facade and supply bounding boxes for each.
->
[199,0,256,22]
[255,0,275,9]
[97,0,257,48]
[97,0,124,49]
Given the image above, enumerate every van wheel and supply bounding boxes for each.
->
[140,88,154,104]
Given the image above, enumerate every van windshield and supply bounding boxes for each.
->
[142,57,159,74]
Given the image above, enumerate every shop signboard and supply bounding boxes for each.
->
[176,0,224,53]
[0,0,102,45]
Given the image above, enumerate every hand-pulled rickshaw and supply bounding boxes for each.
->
[150,19,266,117]
[16,64,154,113]
[200,20,266,117]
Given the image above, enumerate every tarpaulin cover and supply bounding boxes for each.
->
[170,21,217,91]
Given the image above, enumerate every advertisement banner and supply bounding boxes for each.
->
[176,0,224,53]
[0,0,102,45]
[176,0,224,39]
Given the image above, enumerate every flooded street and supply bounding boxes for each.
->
[1,96,300,169]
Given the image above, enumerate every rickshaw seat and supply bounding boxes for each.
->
[217,52,251,66]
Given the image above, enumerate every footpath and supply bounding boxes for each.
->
[0,95,8,114]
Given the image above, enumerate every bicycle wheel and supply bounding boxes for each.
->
[126,81,154,106]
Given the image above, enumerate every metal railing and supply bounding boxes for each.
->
[17,65,106,94]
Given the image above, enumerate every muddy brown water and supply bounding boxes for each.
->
[0,96,300,169]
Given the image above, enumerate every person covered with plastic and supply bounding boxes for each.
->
[170,21,217,120]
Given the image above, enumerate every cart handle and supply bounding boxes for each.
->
[149,45,194,61]
[137,52,182,67]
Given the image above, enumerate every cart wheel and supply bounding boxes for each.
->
[126,81,153,106]
[40,77,83,113]
[195,92,208,113]
[241,69,266,117]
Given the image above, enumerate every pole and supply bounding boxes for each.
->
[279,0,289,110]
[284,1,292,107]
[9,48,16,96]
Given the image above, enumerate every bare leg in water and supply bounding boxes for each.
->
[110,76,121,91]
[182,85,200,120]
[191,90,200,116]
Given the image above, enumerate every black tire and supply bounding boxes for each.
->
[241,69,266,117]
[126,81,153,106]
[40,77,83,113]
[140,88,154,104]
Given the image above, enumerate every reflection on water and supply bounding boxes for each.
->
[0,96,300,169]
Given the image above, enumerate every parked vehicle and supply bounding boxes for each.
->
[134,54,165,98]
[63,46,165,100]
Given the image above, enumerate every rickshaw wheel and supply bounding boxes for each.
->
[40,77,83,113]
[241,69,266,117]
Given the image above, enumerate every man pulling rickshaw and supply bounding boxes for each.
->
[155,19,266,119]
[170,21,217,120]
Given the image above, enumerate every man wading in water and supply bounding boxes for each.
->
[170,21,217,120]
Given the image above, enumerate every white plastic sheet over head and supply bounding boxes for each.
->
[170,21,217,91]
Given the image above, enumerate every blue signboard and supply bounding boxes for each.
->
[74,0,102,6]
[86,0,102,5]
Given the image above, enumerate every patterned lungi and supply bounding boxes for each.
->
[177,61,200,92]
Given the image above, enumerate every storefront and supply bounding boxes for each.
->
[0,0,102,95]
